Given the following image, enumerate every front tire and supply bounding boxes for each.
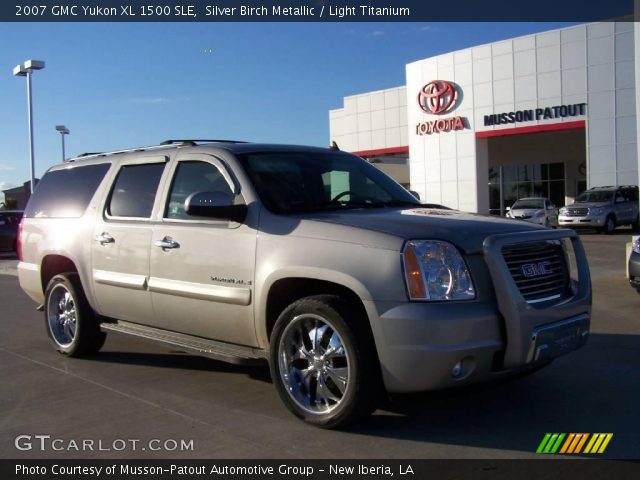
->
[44,274,106,356]
[269,295,380,429]
[602,215,616,235]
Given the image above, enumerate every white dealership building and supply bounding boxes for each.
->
[329,21,640,214]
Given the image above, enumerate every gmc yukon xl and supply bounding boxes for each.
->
[18,140,592,428]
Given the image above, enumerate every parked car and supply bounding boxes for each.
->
[17,140,592,428]
[630,237,640,295]
[506,197,558,227]
[559,185,639,234]
[0,210,23,253]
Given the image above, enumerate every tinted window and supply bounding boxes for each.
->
[107,163,165,218]
[576,190,613,203]
[25,164,110,218]
[238,152,419,214]
[165,161,233,219]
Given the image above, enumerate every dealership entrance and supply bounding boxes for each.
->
[480,126,587,216]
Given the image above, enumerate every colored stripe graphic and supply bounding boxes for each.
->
[536,433,552,453]
[559,434,575,454]
[574,433,589,453]
[538,433,613,454]
[584,433,614,454]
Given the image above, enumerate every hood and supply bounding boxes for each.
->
[510,208,544,217]
[303,207,545,254]
[566,201,610,209]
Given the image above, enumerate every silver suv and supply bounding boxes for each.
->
[18,140,592,428]
[559,186,639,234]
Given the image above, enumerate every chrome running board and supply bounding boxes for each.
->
[100,320,266,365]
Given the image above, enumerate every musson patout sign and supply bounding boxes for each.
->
[416,80,468,135]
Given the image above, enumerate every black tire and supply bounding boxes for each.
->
[269,295,381,429]
[602,215,616,235]
[44,273,106,356]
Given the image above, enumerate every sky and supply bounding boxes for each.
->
[0,21,577,199]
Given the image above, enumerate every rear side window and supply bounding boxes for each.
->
[25,164,111,218]
[107,163,165,218]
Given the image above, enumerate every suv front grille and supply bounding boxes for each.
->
[565,207,588,217]
[502,241,569,303]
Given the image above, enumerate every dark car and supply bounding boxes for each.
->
[630,237,640,294]
[0,210,23,253]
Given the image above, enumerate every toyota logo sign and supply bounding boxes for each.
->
[418,80,457,115]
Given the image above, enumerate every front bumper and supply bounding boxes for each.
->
[558,214,606,228]
[366,229,591,393]
[509,215,545,225]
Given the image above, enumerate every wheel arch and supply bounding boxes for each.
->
[257,270,377,354]
[41,254,79,292]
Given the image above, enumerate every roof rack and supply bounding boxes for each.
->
[76,152,103,157]
[160,139,247,146]
[65,143,175,163]
[64,139,249,163]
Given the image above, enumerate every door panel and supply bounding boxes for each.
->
[149,155,258,347]
[149,222,257,346]
[91,223,155,322]
[91,158,168,324]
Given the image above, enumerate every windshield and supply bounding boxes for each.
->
[576,191,613,203]
[237,151,420,214]
[512,199,545,210]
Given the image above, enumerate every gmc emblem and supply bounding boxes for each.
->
[521,261,552,278]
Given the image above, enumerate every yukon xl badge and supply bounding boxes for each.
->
[521,261,552,278]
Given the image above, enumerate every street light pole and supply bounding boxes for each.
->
[26,70,35,193]
[56,125,70,162]
[13,59,45,195]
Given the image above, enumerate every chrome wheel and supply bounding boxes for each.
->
[47,284,77,347]
[278,313,350,415]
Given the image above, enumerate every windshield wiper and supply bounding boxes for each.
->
[381,200,421,207]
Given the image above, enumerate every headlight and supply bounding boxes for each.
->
[536,211,545,218]
[559,207,567,215]
[633,238,640,254]
[402,240,476,301]
[589,207,604,216]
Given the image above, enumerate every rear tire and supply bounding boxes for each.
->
[269,295,381,429]
[44,274,106,357]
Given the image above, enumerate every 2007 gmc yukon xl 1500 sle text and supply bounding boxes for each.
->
[17,140,591,428]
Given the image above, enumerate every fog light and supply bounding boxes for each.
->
[452,362,462,378]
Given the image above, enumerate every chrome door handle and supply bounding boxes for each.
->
[154,237,180,250]
[95,232,114,245]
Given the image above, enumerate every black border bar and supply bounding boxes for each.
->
[2,0,636,22]
[3,459,640,480]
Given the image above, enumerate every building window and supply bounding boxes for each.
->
[489,162,565,216]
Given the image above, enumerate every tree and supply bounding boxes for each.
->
[0,198,17,210]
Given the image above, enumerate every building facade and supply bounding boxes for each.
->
[329,21,640,214]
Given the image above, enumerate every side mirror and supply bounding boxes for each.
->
[184,191,247,223]
[409,190,421,200]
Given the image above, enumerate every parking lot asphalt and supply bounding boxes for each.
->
[0,231,638,459]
